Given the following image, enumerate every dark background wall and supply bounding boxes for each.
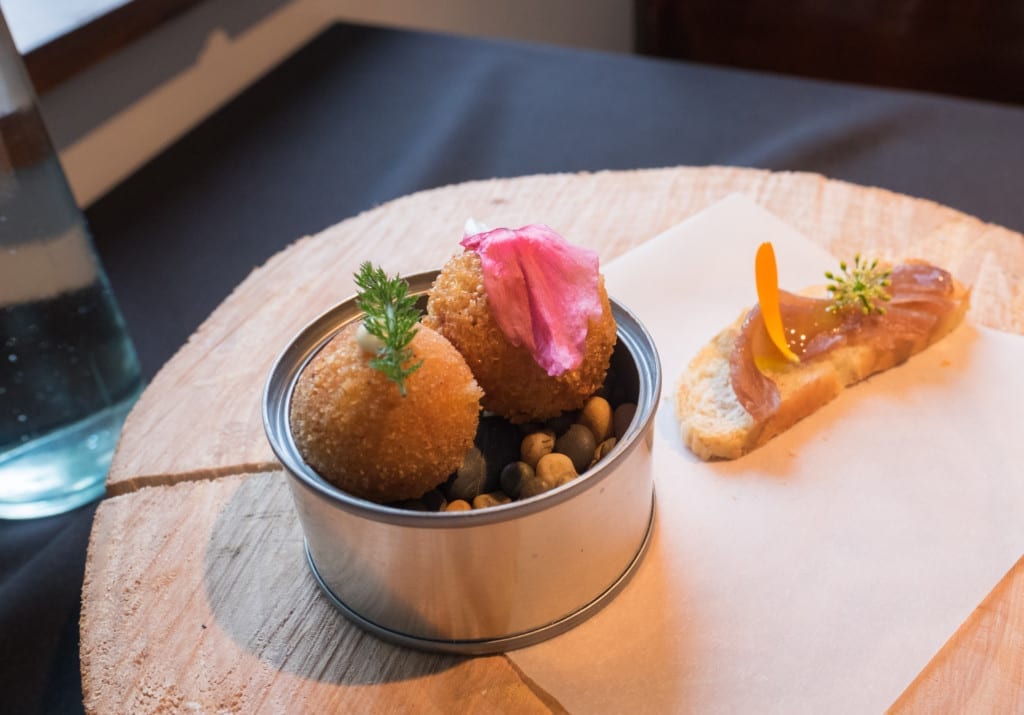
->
[635,0,1024,105]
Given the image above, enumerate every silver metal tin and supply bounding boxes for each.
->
[263,271,661,654]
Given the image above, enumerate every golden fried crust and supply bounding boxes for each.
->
[424,252,617,422]
[289,322,482,502]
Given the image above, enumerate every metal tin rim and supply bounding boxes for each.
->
[262,270,662,529]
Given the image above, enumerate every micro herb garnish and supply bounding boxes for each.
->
[825,255,892,315]
[354,262,423,397]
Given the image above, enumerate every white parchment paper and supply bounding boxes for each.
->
[508,194,1024,713]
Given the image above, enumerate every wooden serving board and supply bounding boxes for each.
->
[81,167,1024,713]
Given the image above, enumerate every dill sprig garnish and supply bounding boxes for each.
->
[354,262,423,396]
[825,255,892,315]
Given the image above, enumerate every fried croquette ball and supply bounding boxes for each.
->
[424,252,617,423]
[289,322,482,503]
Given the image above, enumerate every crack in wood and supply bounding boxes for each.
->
[105,460,283,496]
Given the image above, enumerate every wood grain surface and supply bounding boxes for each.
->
[889,555,1024,714]
[83,167,1024,713]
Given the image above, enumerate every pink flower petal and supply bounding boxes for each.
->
[461,224,603,376]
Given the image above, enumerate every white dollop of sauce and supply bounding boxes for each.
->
[355,322,385,355]
[464,217,491,236]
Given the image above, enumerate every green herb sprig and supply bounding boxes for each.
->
[354,262,423,396]
[825,255,892,315]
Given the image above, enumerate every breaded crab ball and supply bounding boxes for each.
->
[425,223,617,423]
[290,266,482,503]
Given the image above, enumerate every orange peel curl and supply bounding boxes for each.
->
[754,242,800,364]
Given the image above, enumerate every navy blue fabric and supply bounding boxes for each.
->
[5,22,1024,714]
[0,503,95,714]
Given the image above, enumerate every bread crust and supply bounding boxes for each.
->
[676,279,970,460]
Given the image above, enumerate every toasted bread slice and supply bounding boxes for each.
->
[676,278,970,461]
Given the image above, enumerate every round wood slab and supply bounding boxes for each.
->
[82,167,1024,713]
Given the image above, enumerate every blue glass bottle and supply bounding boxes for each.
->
[0,12,142,518]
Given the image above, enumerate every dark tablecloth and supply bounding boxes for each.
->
[4,22,1024,714]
